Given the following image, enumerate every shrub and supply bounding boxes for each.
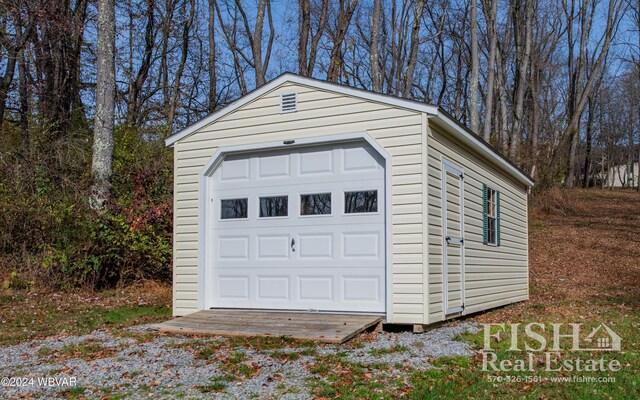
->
[0,124,173,289]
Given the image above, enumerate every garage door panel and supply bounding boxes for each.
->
[343,146,383,172]
[298,277,333,301]
[220,158,250,181]
[298,234,333,259]
[257,154,290,179]
[257,276,290,300]
[217,236,250,260]
[299,149,334,175]
[256,235,290,259]
[342,231,381,259]
[217,276,249,299]
[209,142,385,313]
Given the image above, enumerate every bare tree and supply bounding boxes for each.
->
[550,0,625,187]
[403,0,425,98]
[91,0,116,210]
[167,0,195,130]
[0,1,34,128]
[126,0,155,127]
[469,0,480,133]
[369,0,382,92]
[298,0,328,77]
[481,0,497,141]
[326,0,359,82]
[216,0,275,88]
[208,0,217,111]
[510,0,533,159]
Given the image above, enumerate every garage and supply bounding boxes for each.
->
[207,141,386,313]
[168,73,533,326]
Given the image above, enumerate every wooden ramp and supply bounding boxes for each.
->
[153,310,383,344]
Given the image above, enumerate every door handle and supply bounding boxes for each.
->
[291,238,296,252]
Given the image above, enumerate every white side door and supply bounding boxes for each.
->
[442,160,465,315]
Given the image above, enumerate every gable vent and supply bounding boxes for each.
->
[280,92,297,113]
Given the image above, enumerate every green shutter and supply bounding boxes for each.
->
[482,184,488,245]
[496,191,501,246]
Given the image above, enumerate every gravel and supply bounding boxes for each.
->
[0,321,478,399]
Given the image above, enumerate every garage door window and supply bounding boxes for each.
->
[344,190,378,213]
[259,196,288,217]
[300,193,331,215]
[220,198,248,219]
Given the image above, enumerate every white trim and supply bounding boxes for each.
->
[421,113,430,324]
[441,158,465,316]
[196,132,395,323]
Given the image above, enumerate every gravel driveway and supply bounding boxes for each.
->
[0,321,478,399]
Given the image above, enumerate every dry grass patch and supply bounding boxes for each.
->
[0,281,171,344]
[479,188,640,324]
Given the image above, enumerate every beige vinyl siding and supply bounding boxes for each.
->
[172,82,426,321]
[425,121,529,323]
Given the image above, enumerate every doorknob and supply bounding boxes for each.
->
[291,238,296,252]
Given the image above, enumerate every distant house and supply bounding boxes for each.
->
[164,73,533,327]
[604,162,638,188]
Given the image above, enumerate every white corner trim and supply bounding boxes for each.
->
[196,132,394,323]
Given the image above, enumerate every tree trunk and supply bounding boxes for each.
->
[468,0,479,133]
[298,0,329,77]
[403,0,425,99]
[18,47,29,156]
[127,0,155,126]
[566,124,579,187]
[510,0,533,160]
[496,44,509,154]
[298,0,311,76]
[91,0,116,211]
[582,97,595,187]
[208,0,217,111]
[481,0,497,141]
[370,0,382,92]
[167,0,195,131]
[327,0,359,83]
[0,8,33,128]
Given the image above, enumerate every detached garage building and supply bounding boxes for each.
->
[165,73,533,326]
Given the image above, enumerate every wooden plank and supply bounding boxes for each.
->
[153,310,382,344]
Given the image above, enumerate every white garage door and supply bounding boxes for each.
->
[209,142,386,313]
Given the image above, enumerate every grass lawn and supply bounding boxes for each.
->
[0,281,171,345]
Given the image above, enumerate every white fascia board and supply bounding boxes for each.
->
[165,73,439,147]
[431,113,534,187]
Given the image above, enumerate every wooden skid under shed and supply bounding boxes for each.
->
[153,310,383,344]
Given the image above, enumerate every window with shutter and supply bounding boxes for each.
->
[483,184,499,246]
